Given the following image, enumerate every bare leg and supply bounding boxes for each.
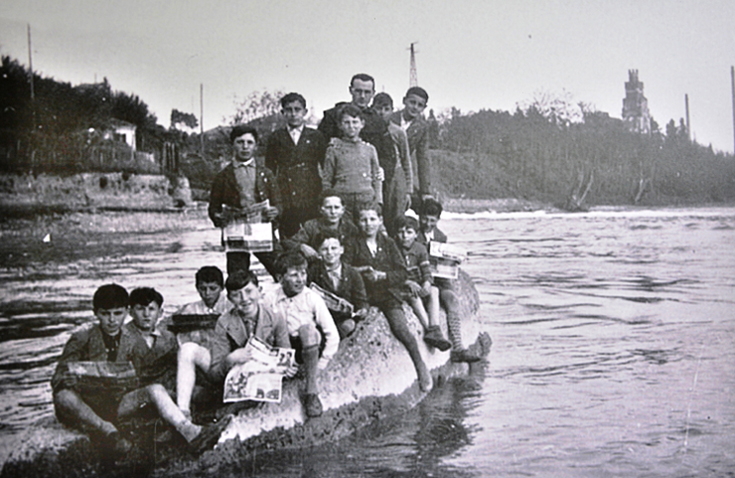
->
[176,343,211,414]
[427,286,441,328]
[118,385,201,442]
[381,305,432,392]
[53,389,117,436]
[407,296,430,330]
[298,324,320,395]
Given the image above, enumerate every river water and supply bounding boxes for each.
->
[0,206,734,477]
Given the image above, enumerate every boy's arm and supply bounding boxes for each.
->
[350,267,369,311]
[395,127,413,193]
[208,318,233,384]
[264,133,278,176]
[415,122,431,196]
[321,145,336,191]
[383,238,408,287]
[313,294,339,369]
[369,146,383,204]
[418,247,434,285]
[51,329,89,392]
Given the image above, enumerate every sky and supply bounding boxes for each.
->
[1,0,734,153]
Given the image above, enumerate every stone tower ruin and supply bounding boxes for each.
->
[622,70,651,135]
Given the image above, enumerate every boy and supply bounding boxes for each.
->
[417,199,480,363]
[176,266,231,316]
[52,284,230,456]
[265,93,328,238]
[264,251,340,417]
[308,231,369,338]
[343,203,432,392]
[321,104,383,223]
[282,190,359,261]
[372,92,412,234]
[178,271,292,418]
[393,216,451,351]
[388,87,432,209]
[208,125,281,278]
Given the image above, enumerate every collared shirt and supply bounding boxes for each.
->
[424,229,435,242]
[264,286,340,368]
[232,158,256,207]
[176,294,231,316]
[100,330,121,361]
[288,124,304,145]
[325,263,343,290]
[133,326,163,349]
[400,113,414,132]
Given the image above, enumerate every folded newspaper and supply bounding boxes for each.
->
[223,335,296,403]
[428,241,467,280]
[309,282,354,316]
[222,200,274,252]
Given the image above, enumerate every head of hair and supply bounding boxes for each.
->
[405,86,429,102]
[372,92,393,108]
[93,283,129,311]
[420,197,443,218]
[275,250,308,276]
[280,92,307,109]
[129,287,163,307]
[357,201,382,218]
[225,270,259,292]
[350,73,375,88]
[320,189,344,205]
[195,266,224,288]
[394,215,419,233]
[314,230,342,249]
[230,124,259,144]
[338,104,364,122]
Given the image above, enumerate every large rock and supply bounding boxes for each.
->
[1,270,490,478]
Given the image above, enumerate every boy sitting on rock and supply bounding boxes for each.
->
[176,266,231,316]
[308,231,369,338]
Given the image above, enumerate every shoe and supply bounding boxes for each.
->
[304,393,323,418]
[451,348,481,363]
[189,414,233,454]
[423,326,451,351]
[100,431,132,459]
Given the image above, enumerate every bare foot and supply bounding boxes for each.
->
[417,363,433,392]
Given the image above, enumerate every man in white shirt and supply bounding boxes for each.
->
[264,251,339,417]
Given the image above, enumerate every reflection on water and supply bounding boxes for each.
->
[1,206,735,477]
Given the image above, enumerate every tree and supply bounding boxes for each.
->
[170,109,198,130]
[228,89,285,125]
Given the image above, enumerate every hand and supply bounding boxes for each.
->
[365,269,385,283]
[317,357,330,371]
[405,194,412,211]
[300,244,319,260]
[354,265,374,274]
[264,206,279,222]
[284,362,300,378]
[376,167,385,182]
[421,193,434,202]
[353,308,369,321]
[225,347,253,368]
[405,280,422,296]
[420,281,433,297]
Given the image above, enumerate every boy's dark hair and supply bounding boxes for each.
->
[93,283,129,311]
[350,73,375,87]
[129,287,164,307]
[280,92,307,109]
[275,250,308,276]
[196,266,224,288]
[338,104,364,122]
[372,92,393,108]
[225,270,259,292]
[230,124,259,144]
[314,230,342,249]
[405,86,429,102]
[420,198,443,218]
[394,215,419,233]
[320,189,344,205]
[357,202,382,218]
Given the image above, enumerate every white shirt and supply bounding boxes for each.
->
[289,124,304,145]
[176,294,231,316]
[264,286,339,369]
[400,113,413,132]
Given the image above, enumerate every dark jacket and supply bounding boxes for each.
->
[318,103,397,182]
[208,160,281,228]
[265,127,327,211]
[118,322,178,390]
[417,227,447,245]
[343,234,407,305]
[389,111,431,194]
[308,261,369,312]
[282,217,359,252]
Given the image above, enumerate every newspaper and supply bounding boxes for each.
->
[223,335,296,403]
[222,200,274,252]
[309,282,354,317]
[428,241,467,279]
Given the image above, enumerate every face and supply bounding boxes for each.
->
[233,133,257,162]
[349,79,375,108]
[321,196,345,224]
[420,214,439,233]
[375,103,393,121]
[197,281,223,309]
[396,226,418,248]
[403,93,427,120]
[227,282,261,318]
[318,238,344,266]
[130,302,162,332]
[358,209,382,238]
[280,264,307,297]
[340,115,364,140]
[95,306,128,336]
[282,100,307,128]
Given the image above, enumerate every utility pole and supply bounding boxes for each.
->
[409,42,418,87]
[685,94,691,141]
[27,24,35,129]
[200,83,204,156]
[731,66,735,155]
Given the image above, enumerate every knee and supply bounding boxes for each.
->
[178,342,198,362]
[146,383,166,400]
[298,323,320,348]
[53,389,78,412]
[440,290,459,309]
